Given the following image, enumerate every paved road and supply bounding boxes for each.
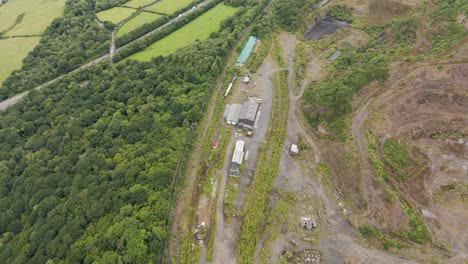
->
[109,31,116,62]
[0,0,211,111]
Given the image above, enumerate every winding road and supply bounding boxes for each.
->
[0,0,211,111]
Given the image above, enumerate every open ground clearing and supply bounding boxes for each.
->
[96,7,136,24]
[124,0,155,8]
[362,61,468,261]
[146,0,193,14]
[0,0,65,36]
[367,0,418,24]
[0,37,40,84]
[117,12,162,36]
[128,3,237,61]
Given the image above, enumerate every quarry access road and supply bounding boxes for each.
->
[265,32,418,264]
[0,0,212,111]
[212,52,276,264]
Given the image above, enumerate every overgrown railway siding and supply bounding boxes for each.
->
[236,67,289,263]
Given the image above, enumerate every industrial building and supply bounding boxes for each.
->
[224,99,260,130]
[238,100,259,130]
[224,103,242,125]
[229,140,245,177]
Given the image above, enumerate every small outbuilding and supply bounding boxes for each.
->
[291,144,299,154]
[229,140,245,177]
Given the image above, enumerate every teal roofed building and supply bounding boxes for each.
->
[235,36,257,66]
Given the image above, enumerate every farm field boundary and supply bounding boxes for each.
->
[128,3,238,60]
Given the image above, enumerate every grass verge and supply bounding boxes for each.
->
[366,132,431,245]
[147,0,194,15]
[97,7,137,24]
[0,0,66,36]
[125,0,156,8]
[117,12,163,36]
[0,37,40,84]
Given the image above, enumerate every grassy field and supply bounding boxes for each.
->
[0,0,66,36]
[146,0,193,14]
[0,37,41,84]
[96,7,136,24]
[125,0,156,8]
[117,12,162,36]
[128,3,237,61]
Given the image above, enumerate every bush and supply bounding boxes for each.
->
[327,5,353,22]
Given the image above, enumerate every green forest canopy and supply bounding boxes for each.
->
[0,0,267,262]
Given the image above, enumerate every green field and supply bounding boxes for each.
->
[0,37,41,84]
[128,3,237,61]
[146,0,193,14]
[96,7,136,24]
[117,12,162,36]
[0,0,66,36]
[125,0,156,8]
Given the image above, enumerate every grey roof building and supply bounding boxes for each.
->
[238,100,258,130]
[226,103,242,125]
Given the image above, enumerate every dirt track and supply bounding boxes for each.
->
[346,44,468,261]
[256,32,420,264]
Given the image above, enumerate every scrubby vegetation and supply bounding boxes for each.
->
[273,0,317,31]
[327,5,353,23]
[359,225,409,250]
[303,0,467,140]
[382,139,410,179]
[95,0,129,11]
[366,132,431,245]
[303,53,389,139]
[294,42,307,85]
[428,0,468,53]
[237,35,288,262]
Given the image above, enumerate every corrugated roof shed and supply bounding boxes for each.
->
[232,140,245,165]
[226,104,242,124]
[239,100,258,123]
[223,104,231,118]
[235,140,245,151]
[232,149,244,165]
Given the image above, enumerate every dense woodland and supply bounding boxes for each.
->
[95,0,128,11]
[0,0,267,262]
[273,0,316,31]
[0,0,111,100]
